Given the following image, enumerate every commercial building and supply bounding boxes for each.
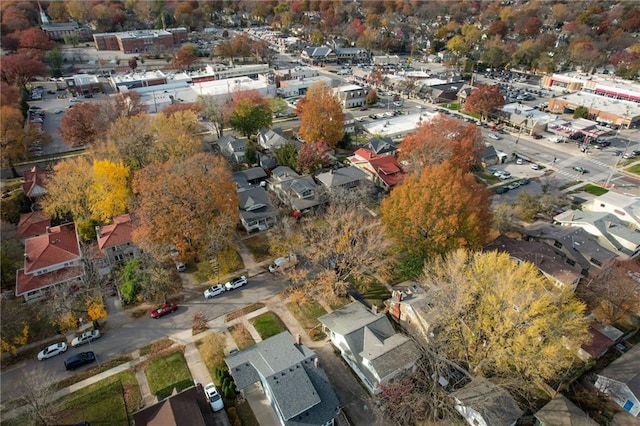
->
[93,28,187,54]
[333,84,369,109]
[547,91,640,129]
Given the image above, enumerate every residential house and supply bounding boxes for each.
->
[333,84,369,109]
[300,46,336,65]
[553,209,640,259]
[225,331,342,426]
[218,135,246,163]
[525,223,618,276]
[579,323,617,361]
[452,378,523,426]
[133,383,212,426]
[22,165,47,200]
[591,192,640,229]
[315,166,369,192]
[16,223,85,303]
[237,186,278,233]
[96,214,141,274]
[333,47,370,64]
[233,167,268,187]
[257,127,295,152]
[484,235,583,290]
[318,302,421,394]
[386,282,434,341]
[348,148,405,190]
[17,211,50,241]
[420,81,465,104]
[269,167,322,213]
[362,137,397,157]
[534,394,597,426]
[343,112,355,135]
[595,345,640,417]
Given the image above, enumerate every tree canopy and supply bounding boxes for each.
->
[131,153,238,262]
[463,84,505,122]
[227,91,272,138]
[381,161,492,277]
[296,82,344,147]
[421,249,589,394]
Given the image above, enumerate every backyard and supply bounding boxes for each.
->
[251,312,288,340]
[145,351,193,399]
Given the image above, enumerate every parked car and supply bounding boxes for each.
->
[176,262,186,272]
[499,171,512,180]
[494,186,509,194]
[268,254,298,273]
[548,136,563,143]
[151,302,178,318]
[487,167,498,174]
[224,276,247,291]
[71,330,101,347]
[532,133,543,139]
[531,163,540,170]
[488,133,501,140]
[516,158,523,165]
[204,284,226,299]
[38,342,67,360]
[204,383,225,412]
[507,182,520,190]
[623,153,636,159]
[573,166,588,173]
[64,351,96,370]
[519,178,531,185]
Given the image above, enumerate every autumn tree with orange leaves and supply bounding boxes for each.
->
[296,82,344,147]
[58,103,101,147]
[463,84,505,122]
[381,161,492,277]
[400,115,485,172]
[131,153,238,262]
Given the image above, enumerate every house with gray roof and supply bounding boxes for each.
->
[591,192,640,229]
[452,378,523,426]
[484,235,583,290]
[553,209,640,259]
[257,127,295,152]
[233,167,268,187]
[315,166,369,191]
[595,345,640,417]
[525,223,618,276]
[534,394,597,426]
[363,137,397,156]
[318,301,421,394]
[218,135,246,163]
[300,46,336,65]
[225,331,342,426]
[237,186,278,233]
[269,167,322,213]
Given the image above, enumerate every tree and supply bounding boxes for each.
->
[87,159,131,223]
[0,53,46,89]
[296,82,344,147]
[269,96,289,117]
[297,140,331,174]
[57,103,101,147]
[463,84,505,122]
[45,47,64,78]
[16,365,58,425]
[162,102,201,117]
[365,88,378,105]
[574,106,589,119]
[421,249,589,395]
[17,28,55,59]
[0,106,27,177]
[128,57,138,71]
[275,143,298,170]
[381,161,492,277]
[172,44,199,70]
[96,114,154,170]
[227,91,272,138]
[399,115,485,172]
[197,94,226,138]
[149,110,203,163]
[131,153,238,261]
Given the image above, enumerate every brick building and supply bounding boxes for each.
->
[93,28,187,54]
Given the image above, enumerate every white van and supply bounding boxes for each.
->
[268,254,298,273]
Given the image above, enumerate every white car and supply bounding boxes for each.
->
[531,163,540,170]
[499,172,512,180]
[269,254,298,273]
[516,158,523,165]
[71,330,101,347]
[548,136,562,143]
[37,342,68,360]
[487,133,501,140]
[224,276,247,291]
[204,383,224,412]
[204,284,226,299]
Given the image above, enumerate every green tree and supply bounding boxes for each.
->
[227,91,272,138]
[275,143,298,170]
[422,249,589,395]
[45,48,64,78]
[574,106,589,119]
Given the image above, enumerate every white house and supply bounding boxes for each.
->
[595,345,640,417]
[452,378,523,426]
[591,192,640,229]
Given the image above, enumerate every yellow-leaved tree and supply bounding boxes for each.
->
[86,299,108,322]
[296,82,344,147]
[422,249,589,395]
[88,159,131,223]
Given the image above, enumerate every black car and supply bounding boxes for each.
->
[494,186,509,194]
[64,351,96,370]
[519,178,531,185]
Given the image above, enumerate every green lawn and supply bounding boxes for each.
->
[243,233,273,262]
[251,312,288,340]
[626,164,640,175]
[580,184,609,196]
[352,276,392,309]
[286,300,327,341]
[145,351,193,399]
[2,371,140,426]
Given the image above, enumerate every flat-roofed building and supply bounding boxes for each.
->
[93,28,187,54]
[333,84,369,109]
[109,70,168,91]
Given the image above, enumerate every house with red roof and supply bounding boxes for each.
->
[348,147,405,190]
[95,214,141,274]
[17,211,51,241]
[16,223,85,303]
[22,166,48,200]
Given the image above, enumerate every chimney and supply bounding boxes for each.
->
[45,226,50,234]
[24,253,29,262]
[296,334,302,345]
[371,305,378,314]
[95,225,102,239]
[393,290,403,302]
[314,358,319,368]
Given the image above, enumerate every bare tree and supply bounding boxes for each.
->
[18,365,59,425]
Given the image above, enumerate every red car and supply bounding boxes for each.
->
[151,302,178,318]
